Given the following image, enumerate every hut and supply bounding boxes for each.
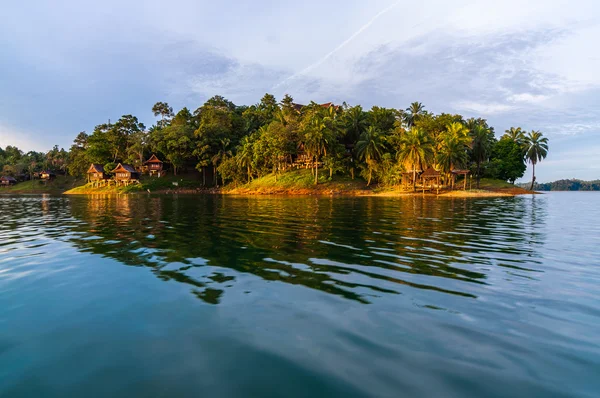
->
[0,176,17,186]
[87,164,108,187]
[401,169,422,190]
[420,167,441,194]
[40,171,56,181]
[144,154,164,177]
[451,169,470,190]
[112,163,140,186]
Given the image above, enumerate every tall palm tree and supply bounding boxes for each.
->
[344,105,368,144]
[404,102,426,128]
[304,118,329,184]
[355,126,386,186]
[470,125,493,188]
[437,123,470,182]
[397,128,434,191]
[237,137,254,183]
[524,130,549,190]
[211,138,232,185]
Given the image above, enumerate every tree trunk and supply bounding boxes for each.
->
[367,168,372,186]
[476,159,481,189]
[213,167,217,185]
[314,157,318,185]
[412,168,417,192]
[329,167,333,178]
[530,162,536,191]
[247,166,251,183]
[202,168,206,186]
[350,167,354,180]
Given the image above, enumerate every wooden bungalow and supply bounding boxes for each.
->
[144,154,164,177]
[113,163,140,186]
[40,171,56,181]
[420,167,442,194]
[0,176,17,186]
[87,164,109,187]
[401,169,422,190]
[451,169,470,190]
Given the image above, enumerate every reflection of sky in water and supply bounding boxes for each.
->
[0,193,599,397]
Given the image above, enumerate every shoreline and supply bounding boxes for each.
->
[62,186,536,198]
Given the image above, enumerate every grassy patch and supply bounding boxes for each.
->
[0,176,82,194]
[65,174,205,195]
[226,169,369,194]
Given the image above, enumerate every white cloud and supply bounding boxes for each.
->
[452,101,515,115]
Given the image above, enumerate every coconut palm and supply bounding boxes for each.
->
[404,102,426,127]
[344,105,368,144]
[470,125,493,188]
[211,138,232,185]
[437,123,470,182]
[503,127,525,145]
[304,118,329,184]
[524,130,549,190]
[355,126,386,186]
[397,128,434,191]
[237,136,254,183]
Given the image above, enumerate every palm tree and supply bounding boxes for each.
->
[237,137,254,183]
[211,138,232,185]
[524,130,549,190]
[344,105,368,144]
[397,128,434,191]
[470,125,493,188]
[304,118,329,184]
[404,102,426,127]
[504,127,525,145]
[355,126,386,186]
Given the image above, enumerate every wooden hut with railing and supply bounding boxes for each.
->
[420,167,442,194]
[113,163,140,186]
[451,169,470,190]
[144,154,164,177]
[87,164,109,187]
[0,176,17,186]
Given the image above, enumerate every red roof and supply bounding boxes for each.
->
[144,154,163,164]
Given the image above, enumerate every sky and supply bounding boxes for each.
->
[1,0,599,182]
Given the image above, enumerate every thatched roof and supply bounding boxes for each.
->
[421,167,441,177]
[0,176,17,182]
[87,164,105,173]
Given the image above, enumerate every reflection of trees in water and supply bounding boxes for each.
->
[60,195,547,305]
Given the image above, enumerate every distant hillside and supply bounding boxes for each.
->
[519,179,600,191]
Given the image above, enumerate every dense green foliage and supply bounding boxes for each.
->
[522,179,600,191]
[1,94,550,188]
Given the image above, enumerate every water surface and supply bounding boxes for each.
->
[1,193,599,397]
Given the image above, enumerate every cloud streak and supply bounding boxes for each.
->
[272,0,401,90]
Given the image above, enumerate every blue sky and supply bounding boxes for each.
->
[1,0,598,182]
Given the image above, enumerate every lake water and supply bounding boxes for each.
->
[0,193,599,397]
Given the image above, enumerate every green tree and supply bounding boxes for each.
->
[437,122,470,180]
[355,126,386,186]
[486,138,526,183]
[470,125,494,188]
[524,130,549,190]
[405,102,426,127]
[152,102,174,128]
[503,127,525,146]
[397,128,434,191]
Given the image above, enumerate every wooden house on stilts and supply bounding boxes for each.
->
[113,163,140,186]
[87,164,109,187]
[144,154,164,177]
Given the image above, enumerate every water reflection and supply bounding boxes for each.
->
[0,194,547,306]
